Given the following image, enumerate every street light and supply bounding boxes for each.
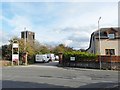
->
[24,27,27,65]
[98,17,101,70]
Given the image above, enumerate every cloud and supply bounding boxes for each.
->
[10,15,33,32]
[61,3,117,32]
[1,2,118,49]
[62,40,73,47]
[68,34,89,42]
[2,15,33,39]
[45,2,117,49]
[62,40,89,50]
[0,30,12,46]
[1,0,119,2]
[44,41,61,47]
[54,26,96,49]
[54,2,117,29]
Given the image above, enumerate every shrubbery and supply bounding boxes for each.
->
[63,51,97,62]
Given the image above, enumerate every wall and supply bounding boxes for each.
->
[87,34,96,54]
[61,56,120,70]
[62,61,120,70]
[95,39,120,55]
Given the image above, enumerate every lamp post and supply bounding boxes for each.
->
[98,17,101,70]
[24,27,27,65]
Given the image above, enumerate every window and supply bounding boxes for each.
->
[26,32,27,38]
[21,32,24,38]
[33,35,35,39]
[108,34,115,39]
[105,49,115,55]
[21,32,27,39]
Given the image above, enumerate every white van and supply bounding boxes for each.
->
[35,54,50,63]
[47,54,55,61]
[55,55,59,60]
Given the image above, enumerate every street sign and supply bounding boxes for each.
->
[70,57,75,61]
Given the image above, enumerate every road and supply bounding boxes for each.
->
[1,61,119,89]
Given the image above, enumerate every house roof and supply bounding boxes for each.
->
[94,27,120,34]
[86,27,120,51]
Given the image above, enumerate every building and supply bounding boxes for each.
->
[21,31,35,44]
[86,27,120,56]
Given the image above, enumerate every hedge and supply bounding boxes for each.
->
[63,51,97,62]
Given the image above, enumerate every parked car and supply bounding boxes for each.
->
[55,55,59,60]
[47,54,55,61]
[35,54,50,63]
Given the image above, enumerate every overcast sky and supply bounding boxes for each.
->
[0,0,118,50]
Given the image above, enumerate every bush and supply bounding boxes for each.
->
[1,60,11,66]
[27,55,35,64]
[63,51,97,62]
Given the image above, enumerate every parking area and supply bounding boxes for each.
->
[1,61,119,89]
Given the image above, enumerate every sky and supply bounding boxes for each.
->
[0,0,118,50]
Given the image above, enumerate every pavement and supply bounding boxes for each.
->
[1,61,120,89]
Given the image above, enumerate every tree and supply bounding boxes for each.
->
[33,41,50,54]
[2,37,75,63]
[53,44,73,54]
[2,44,12,60]
[8,37,36,63]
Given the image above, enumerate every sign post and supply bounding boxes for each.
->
[12,40,19,66]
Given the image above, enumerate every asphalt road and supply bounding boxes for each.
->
[1,61,119,89]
